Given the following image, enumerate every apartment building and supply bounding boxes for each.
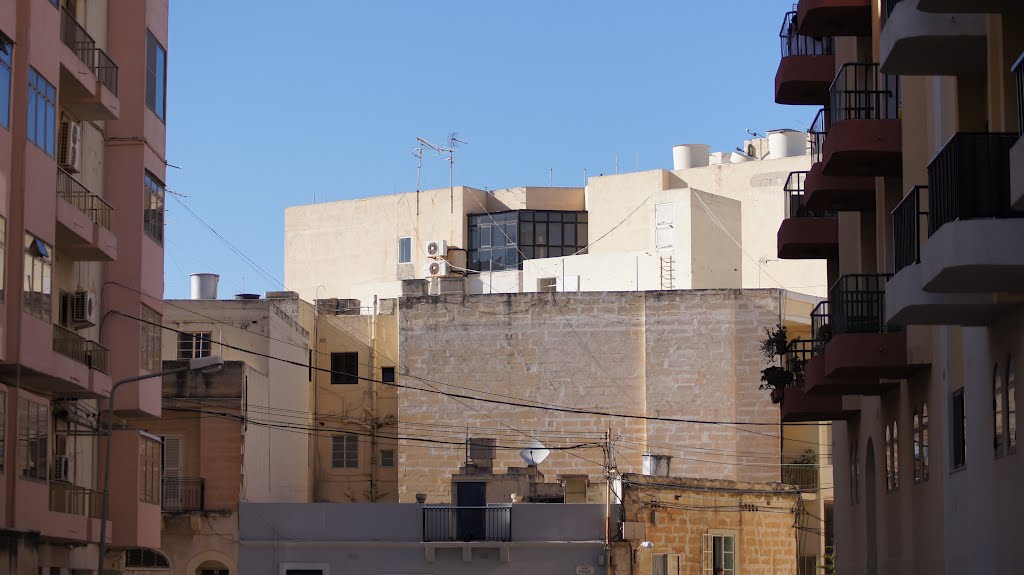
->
[772,1,1024,573]
[284,134,826,307]
[0,0,169,572]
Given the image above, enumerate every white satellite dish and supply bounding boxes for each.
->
[519,440,551,466]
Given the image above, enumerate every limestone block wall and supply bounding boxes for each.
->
[397,289,784,502]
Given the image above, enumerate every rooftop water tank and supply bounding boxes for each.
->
[767,129,807,159]
[672,144,711,170]
[190,273,219,300]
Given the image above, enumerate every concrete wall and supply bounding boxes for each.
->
[397,290,787,503]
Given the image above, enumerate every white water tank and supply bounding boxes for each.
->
[730,151,753,163]
[672,144,711,170]
[767,129,807,159]
[190,273,220,300]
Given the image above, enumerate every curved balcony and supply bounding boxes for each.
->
[804,161,876,211]
[777,171,838,259]
[797,0,872,37]
[881,0,986,76]
[1012,54,1024,211]
[917,0,1021,13]
[776,12,836,106]
[822,64,902,178]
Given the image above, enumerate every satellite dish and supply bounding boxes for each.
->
[519,440,551,466]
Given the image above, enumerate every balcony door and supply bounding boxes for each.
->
[456,481,486,542]
[162,435,182,510]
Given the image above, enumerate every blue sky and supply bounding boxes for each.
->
[164,1,813,299]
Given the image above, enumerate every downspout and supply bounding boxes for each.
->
[370,296,378,502]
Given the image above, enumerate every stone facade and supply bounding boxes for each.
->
[397,289,787,502]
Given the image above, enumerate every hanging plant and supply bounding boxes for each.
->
[759,325,796,403]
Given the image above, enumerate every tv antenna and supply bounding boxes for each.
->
[416,132,468,214]
[412,145,423,215]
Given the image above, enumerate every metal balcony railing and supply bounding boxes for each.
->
[57,167,114,230]
[53,324,110,373]
[50,482,103,519]
[162,477,206,512]
[1014,51,1023,139]
[782,464,820,490]
[892,186,928,274]
[810,108,829,162]
[829,63,900,125]
[829,274,901,336]
[60,8,96,69]
[787,339,817,368]
[811,301,831,353]
[785,171,836,218]
[927,133,1020,236]
[423,506,511,542]
[780,11,834,58]
[95,49,118,95]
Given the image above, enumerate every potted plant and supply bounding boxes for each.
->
[759,325,794,403]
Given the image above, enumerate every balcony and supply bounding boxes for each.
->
[53,324,112,397]
[1012,54,1024,211]
[917,133,1024,293]
[887,186,1009,325]
[881,0,986,76]
[59,8,118,120]
[782,464,821,491]
[776,11,835,106]
[777,171,838,259]
[917,0,1021,13]
[162,477,206,513]
[797,0,872,37]
[56,168,117,261]
[779,339,856,421]
[45,482,107,543]
[423,506,511,543]
[822,64,902,178]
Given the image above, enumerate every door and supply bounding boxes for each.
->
[456,481,486,541]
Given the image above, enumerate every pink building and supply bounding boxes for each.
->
[0,0,168,572]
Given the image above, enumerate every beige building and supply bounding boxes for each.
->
[772,1,1024,574]
[283,134,826,308]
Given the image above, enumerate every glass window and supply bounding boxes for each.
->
[144,172,165,244]
[0,35,11,129]
[18,399,47,480]
[995,363,1005,457]
[1009,356,1017,454]
[952,388,966,470]
[381,366,395,383]
[480,224,491,247]
[26,69,55,156]
[125,549,171,568]
[652,554,682,575]
[146,31,167,121]
[140,305,162,372]
[549,222,563,246]
[913,410,921,483]
[703,533,735,575]
[331,434,358,468]
[330,352,358,384]
[921,404,929,480]
[380,449,395,468]
[505,221,517,244]
[23,234,52,321]
[177,332,212,360]
[397,237,412,264]
[535,223,547,245]
[139,437,161,504]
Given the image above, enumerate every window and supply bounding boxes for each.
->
[380,449,395,468]
[201,570,228,575]
[18,399,47,480]
[145,31,167,121]
[0,34,11,129]
[885,420,899,491]
[23,234,52,321]
[702,533,736,575]
[331,434,358,468]
[281,566,328,575]
[467,210,588,271]
[26,68,56,156]
[381,366,395,384]
[397,237,412,264]
[143,171,165,244]
[850,440,859,504]
[1009,356,1017,454]
[124,549,171,568]
[330,352,358,384]
[177,332,212,360]
[994,362,1005,456]
[139,436,161,504]
[952,388,966,471]
[652,553,682,575]
[913,404,929,483]
[140,305,162,372]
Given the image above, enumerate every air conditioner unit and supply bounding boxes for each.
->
[53,455,73,482]
[58,118,82,173]
[427,260,451,277]
[425,240,448,258]
[72,290,98,328]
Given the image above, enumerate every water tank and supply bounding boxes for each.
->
[730,151,753,163]
[672,144,711,170]
[709,151,729,166]
[190,273,219,300]
[767,129,807,159]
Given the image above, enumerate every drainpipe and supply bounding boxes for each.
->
[370,296,378,502]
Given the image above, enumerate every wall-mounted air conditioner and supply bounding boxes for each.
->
[73,290,98,328]
[427,260,451,277]
[53,455,73,482]
[425,240,448,258]
[58,118,82,173]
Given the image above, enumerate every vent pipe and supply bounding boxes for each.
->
[190,273,219,300]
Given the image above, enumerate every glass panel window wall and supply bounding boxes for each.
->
[467,210,588,272]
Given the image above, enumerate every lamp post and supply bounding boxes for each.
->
[97,355,224,574]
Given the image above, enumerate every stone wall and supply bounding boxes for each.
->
[397,289,784,502]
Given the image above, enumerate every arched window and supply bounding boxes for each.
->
[892,421,899,490]
[913,410,921,483]
[995,363,1005,457]
[1008,356,1016,454]
[124,548,170,568]
[198,561,230,575]
[921,404,929,481]
[884,425,893,492]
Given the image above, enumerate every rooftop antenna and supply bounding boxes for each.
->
[416,133,468,214]
[519,439,551,466]
[746,128,764,139]
[412,145,423,215]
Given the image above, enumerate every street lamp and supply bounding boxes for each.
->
[97,355,224,574]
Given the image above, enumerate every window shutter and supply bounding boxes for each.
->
[702,534,714,574]
[162,436,182,478]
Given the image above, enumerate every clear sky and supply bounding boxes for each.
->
[164,0,814,299]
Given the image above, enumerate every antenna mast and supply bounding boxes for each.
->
[416,133,468,214]
[412,145,423,215]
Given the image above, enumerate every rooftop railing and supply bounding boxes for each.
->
[50,481,103,519]
[57,167,114,231]
[828,274,901,336]
[423,506,511,542]
[829,63,900,125]
[785,171,836,218]
[53,324,110,373]
[927,133,1019,236]
[892,186,928,274]
[780,11,834,58]
[162,477,206,512]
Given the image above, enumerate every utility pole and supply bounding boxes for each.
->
[369,296,379,502]
[605,427,613,575]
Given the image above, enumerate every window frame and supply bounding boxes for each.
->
[331,434,359,469]
[177,331,212,360]
[145,30,167,122]
[995,362,1005,457]
[23,233,52,321]
[140,304,162,372]
[0,33,11,130]
[381,366,395,384]
[18,398,48,481]
[952,388,967,471]
[139,436,162,504]
[702,531,737,575]
[1008,355,1017,455]
[143,171,165,245]
[652,553,682,575]
[397,236,412,264]
[280,564,329,575]
[329,352,358,385]
[26,68,56,156]
[380,449,395,468]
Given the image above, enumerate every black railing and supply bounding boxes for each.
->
[782,464,820,490]
[1014,51,1023,139]
[95,49,118,95]
[892,186,928,274]
[780,11,834,58]
[829,274,901,336]
[810,108,829,162]
[53,324,110,373]
[60,8,96,69]
[423,506,511,542]
[927,133,1019,236]
[811,301,831,353]
[884,0,904,18]
[162,477,205,512]
[786,339,817,382]
[830,63,900,125]
[785,171,836,218]
[57,167,115,230]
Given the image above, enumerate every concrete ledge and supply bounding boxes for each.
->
[921,218,1024,293]
[880,0,986,76]
[886,263,1006,325]
[775,54,836,106]
[917,0,1023,13]
[822,119,902,178]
